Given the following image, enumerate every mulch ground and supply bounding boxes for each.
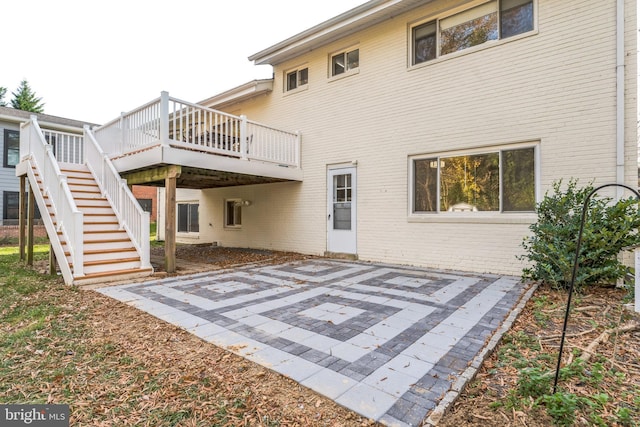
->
[438,285,640,427]
[5,246,639,426]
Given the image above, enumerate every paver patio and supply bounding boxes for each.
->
[98,259,533,426]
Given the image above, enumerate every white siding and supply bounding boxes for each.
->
[196,0,637,275]
[0,122,21,224]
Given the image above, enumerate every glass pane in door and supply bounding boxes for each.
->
[333,174,352,230]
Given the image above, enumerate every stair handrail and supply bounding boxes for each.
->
[20,117,84,283]
[84,126,151,269]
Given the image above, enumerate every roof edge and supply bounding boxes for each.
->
[198,79,274,110]
[248,0,394,65]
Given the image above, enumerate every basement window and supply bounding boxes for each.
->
[225,199,242,228]
[177,202,199,233]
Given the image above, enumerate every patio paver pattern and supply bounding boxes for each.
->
[98,259,529,426]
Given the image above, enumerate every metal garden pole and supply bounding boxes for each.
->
[552,183,640,393]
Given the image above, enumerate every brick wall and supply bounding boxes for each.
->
[132,186,158,222]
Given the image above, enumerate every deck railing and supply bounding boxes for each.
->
[40,129,84,164]
[20,117,83,283]
[93,92,300,167]
[84,127,151,269]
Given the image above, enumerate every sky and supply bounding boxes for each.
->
[1,0,366,125]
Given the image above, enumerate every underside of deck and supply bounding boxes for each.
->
[112,144,303,189]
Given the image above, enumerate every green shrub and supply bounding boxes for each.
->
[520,179,640,291]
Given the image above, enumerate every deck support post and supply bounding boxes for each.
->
[164,165,180,273]
[27,181,35,266]
[49,243,56,275]
[19,175,27,261]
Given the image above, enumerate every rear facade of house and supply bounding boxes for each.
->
[166,0,636,276]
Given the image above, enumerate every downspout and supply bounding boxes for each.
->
[615,0,625,198]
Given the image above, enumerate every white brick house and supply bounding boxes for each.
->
[17,0,638,284]
[162,0,638,276]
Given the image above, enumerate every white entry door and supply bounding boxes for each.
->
[327,166,357,254]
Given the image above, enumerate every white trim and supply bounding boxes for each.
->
[224,198,243,229]
[408,0,538,69]
[328,45,360,79]
[408,141,540,219]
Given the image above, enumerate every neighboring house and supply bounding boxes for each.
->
[0,106,88,226]
[132,185,158,223]
[16,0,638,285]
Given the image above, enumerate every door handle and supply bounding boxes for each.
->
[328,214,331,220]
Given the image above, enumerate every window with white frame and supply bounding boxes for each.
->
[286,67,308,91]
[412,145,536,213]
[412,0,534,65]
[225,199,242,227]
[331,48,359,77]
[3,129,20,168]
[177,202,199,233]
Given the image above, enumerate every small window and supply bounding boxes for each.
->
[225,199,242,228]
[500,0,534,39]
[413,21,437,64]
[3,191,19,221]
[331,48,359,76]
[3,129,20,168]
[177,202,199,233]
[411,0,534,64]
[2,191,41,224]
[412,146,536,213]
[137,198,152,213]
[286,67,308,91]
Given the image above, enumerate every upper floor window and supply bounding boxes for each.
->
[331,48,359,76]
[412,0,534,65]
[3,129,20,168]
[286,67,308,91]
[412,145,536,213]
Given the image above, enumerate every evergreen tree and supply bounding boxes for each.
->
[10,80,45,113]
[0,86,7,107]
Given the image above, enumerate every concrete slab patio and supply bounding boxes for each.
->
[97,259,534,426]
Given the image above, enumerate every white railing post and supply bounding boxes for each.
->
[119,179,127,226]
[295,131,301,168]
[240,115,248,160]
[141,211,151,268]
[72,211,84,277]
[119,112,126,154]
[160,91,170,146]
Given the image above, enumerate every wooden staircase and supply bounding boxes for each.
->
[36,163,153,285]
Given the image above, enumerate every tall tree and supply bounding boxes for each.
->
[0,86,7,107]
[11,80,45,113]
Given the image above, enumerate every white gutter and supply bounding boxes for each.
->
[616,0,625,198]
[0,113,85,134]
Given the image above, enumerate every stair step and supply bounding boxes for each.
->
[74,267,154,286]
[82,256,141,267]
[80,260,144,276]
[83,237,131,244]
[64,247,137,257]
